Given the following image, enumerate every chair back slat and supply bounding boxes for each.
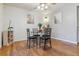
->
[26,28,30,38]
[44,28,51,38]
[32,28,38,35]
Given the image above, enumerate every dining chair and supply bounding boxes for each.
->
[32,28,40,48]
[41,28,52,50]
[26,28,36,48]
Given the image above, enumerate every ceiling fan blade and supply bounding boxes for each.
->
[51,3,56,5]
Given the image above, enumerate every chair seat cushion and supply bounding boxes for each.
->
[28,36,35,39]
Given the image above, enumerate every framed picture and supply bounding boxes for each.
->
[27,14,34,24]
[54,12,62,24]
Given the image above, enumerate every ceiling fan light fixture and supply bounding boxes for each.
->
[37,6,40,9]
[41,8,44,10]
[41,3,45,7]
[45,5,48,9]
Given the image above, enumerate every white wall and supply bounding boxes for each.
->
[3,5,47,41]
[0,3,3,47]
[3,5,26,41]
[52,4,79,44]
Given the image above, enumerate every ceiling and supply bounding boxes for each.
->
[4,3,66,12]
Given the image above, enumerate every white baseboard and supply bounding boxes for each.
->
[51,37,77,44]
[14,39,26,42]
[14,38,77,44]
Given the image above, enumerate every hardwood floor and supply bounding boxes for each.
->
[0,39,79,56]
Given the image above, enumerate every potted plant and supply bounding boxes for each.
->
[38,23,42,32]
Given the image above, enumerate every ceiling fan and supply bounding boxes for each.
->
[33,3,56,10]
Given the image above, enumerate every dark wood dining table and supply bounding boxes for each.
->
[30,28,51,50]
